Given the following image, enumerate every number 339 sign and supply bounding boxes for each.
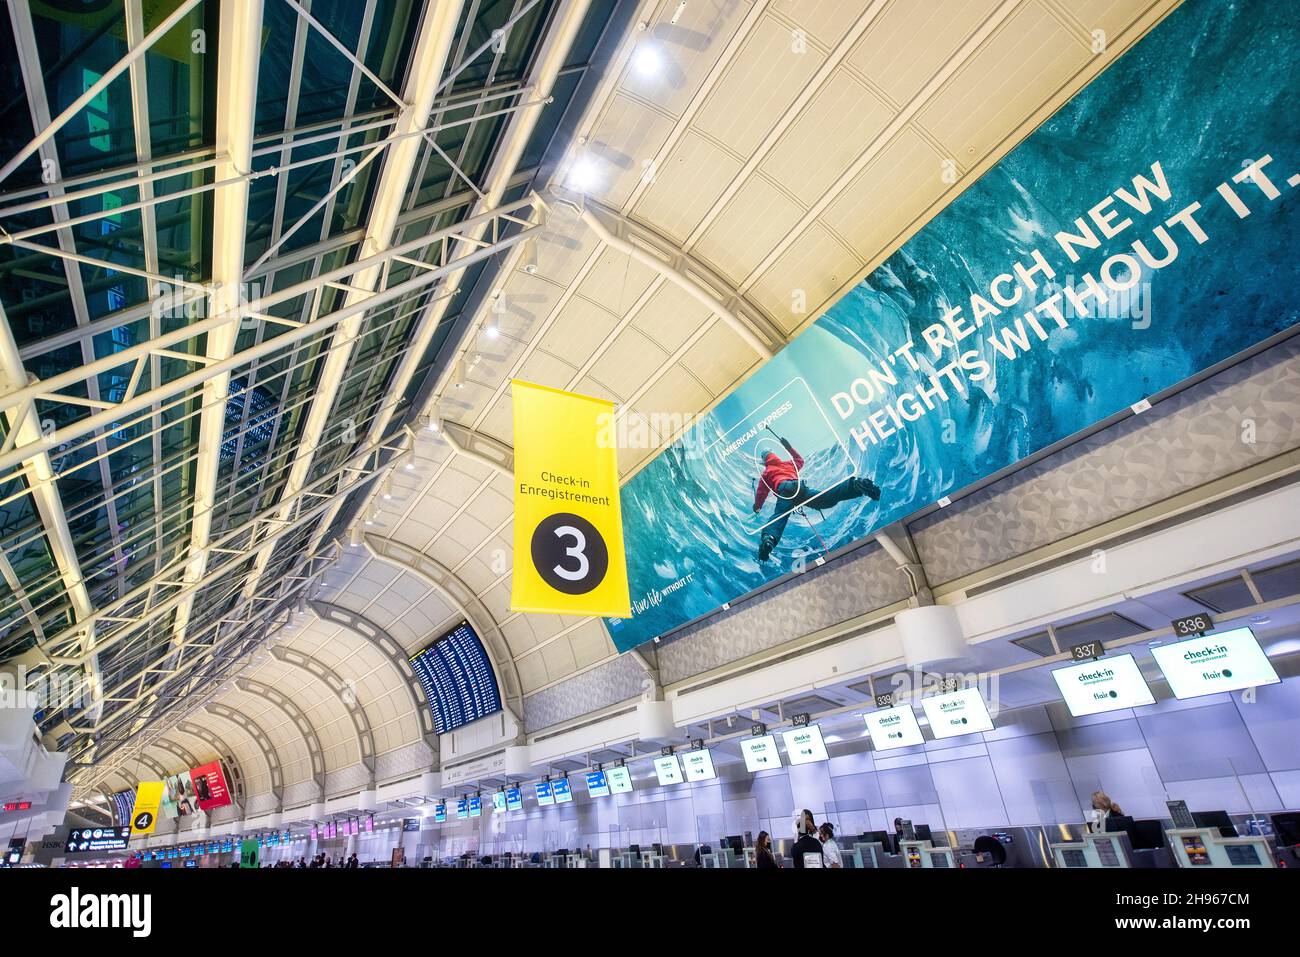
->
[511,381,630,617]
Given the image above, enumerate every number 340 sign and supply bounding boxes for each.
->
[510,381,631,617]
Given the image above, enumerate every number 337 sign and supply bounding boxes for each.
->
[511,380,630,617]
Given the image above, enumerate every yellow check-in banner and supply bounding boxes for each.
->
[129,781,165,834]
[511,380,630,617]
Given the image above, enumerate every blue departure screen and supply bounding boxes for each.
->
[409,620,503,734]
[552,778,572,803]
[506,787,522,811]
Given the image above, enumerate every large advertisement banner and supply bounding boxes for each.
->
[189,761,233,812]
[606,0,1299,652]
[161,770,198,819]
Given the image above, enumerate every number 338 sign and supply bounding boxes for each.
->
[511,381,630,617]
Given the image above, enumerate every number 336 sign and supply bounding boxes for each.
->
[510,381,630,617]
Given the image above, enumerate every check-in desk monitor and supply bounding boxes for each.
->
[1051,831,1133,868]
[1167,828,1274,868]
[900,840,956,869]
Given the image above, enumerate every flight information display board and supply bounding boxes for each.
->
[408,620,503,734]
[111,789,134,827]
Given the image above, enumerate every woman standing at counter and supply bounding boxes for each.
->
[1089,791,1124,832]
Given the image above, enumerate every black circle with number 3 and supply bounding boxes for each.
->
[531,512,608,595]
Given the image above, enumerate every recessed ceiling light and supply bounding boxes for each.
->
[632,44,662,77]
[567,156,602,193]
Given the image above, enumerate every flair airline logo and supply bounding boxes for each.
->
[1184,644,1232,681]
[49,888,152,937]
[1077,667,1120,700]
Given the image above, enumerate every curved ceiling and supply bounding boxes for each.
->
[1,0,1190,810]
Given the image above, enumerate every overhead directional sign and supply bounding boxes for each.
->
[511,380,630,617]
[129,781,164,835]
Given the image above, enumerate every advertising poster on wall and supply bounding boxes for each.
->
[189,761,233,812]
[161,771,198,819]
[604,0,1299,651]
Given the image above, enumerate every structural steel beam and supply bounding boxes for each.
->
[569,195,783,359]
[204,701,288,809]
[305,0,594,558]
[309,599,438,749]
[363,533,522,714]
[439,420,514,477]
[236,0,468,608]
[265,646,376,783]
[171,0,264,662]
[148,738,199,771]
[227,678,329,800]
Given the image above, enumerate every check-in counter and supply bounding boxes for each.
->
[1050,831,1134,868]
[846,841,897,868]
[1166,828,1275,868]
[900,840,958,869]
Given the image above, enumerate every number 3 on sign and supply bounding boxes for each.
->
[531,512,609,595]
[552,525,589,582]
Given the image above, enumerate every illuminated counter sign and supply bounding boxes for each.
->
[455,799,469,820]
[506,787,523,811]
[781,725,829,765]
[1151,627,1280,700]
[681,748,717,782]
[535,781,554,807]
[920,689,994,739]
[434,804,447,823]
[408,620,503,734]
[605,766,634,794]
[654,754,684,786]
[864,704,925,750]
[552,778,573,804]
[741,734,782,772]
[468,797,482,818]
[493,792,506,812]
[585,771,609,798]
[1052,654,1156,716]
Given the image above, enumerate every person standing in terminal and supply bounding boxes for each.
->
[1090,791,1124,832]
[751,434,880,562]
[792,809,824,868]
[818,823,843,868]
[755,831,779,869]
